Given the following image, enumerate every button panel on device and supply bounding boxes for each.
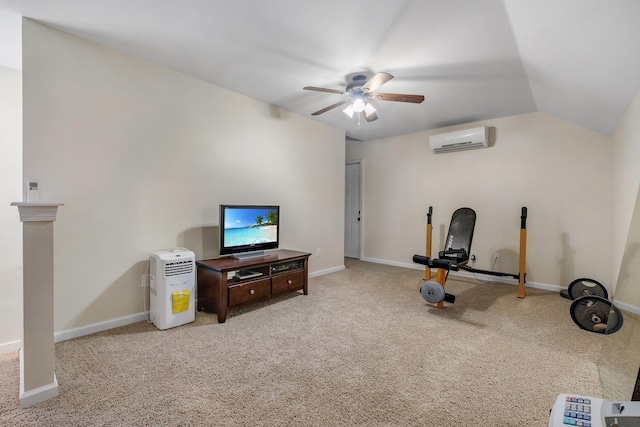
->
[562,396,592,426]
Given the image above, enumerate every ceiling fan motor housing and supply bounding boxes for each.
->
[346,74,368,93]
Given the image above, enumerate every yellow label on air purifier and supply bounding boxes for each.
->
[172,290,190,314]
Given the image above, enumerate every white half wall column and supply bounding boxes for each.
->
[10,202,63,408]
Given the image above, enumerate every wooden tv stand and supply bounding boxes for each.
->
[196,249,311,323]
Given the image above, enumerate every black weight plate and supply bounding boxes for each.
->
[570,296,622,334]
[568,278,608,300]
[420,281,445,304]
[604,303,624,335]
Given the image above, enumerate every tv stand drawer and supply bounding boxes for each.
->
[228,279,270,306]
[272,270,304,294]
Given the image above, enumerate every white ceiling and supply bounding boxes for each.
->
[0,0,639,141]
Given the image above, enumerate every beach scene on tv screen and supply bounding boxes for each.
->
[224,208,278,246]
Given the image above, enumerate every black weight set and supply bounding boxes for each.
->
[562,278,623,334]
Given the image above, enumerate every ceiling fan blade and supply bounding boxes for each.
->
[311,99,351,116]
[365,112,379,122]
[303,86,345,95]
[361,72,394,93]
[370,93,425,103]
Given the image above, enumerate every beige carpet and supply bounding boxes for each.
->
[0,259,610,426]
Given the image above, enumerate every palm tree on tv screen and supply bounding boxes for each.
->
[267,210,278,225]
[255,215,264,225]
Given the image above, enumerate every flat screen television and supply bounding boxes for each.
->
[219,204,280,258]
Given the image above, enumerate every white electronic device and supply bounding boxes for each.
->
[429,126,489,154]
[25,180,40,202]
[149,248,196,330]
[549,393,640,427]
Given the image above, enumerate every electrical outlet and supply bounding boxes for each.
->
[316,248,321,257]
[470,250,477,263]
[141,274,150,288]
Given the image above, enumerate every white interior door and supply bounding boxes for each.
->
[345,161,362,259]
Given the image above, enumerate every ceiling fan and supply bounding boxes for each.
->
[303,72,425,122]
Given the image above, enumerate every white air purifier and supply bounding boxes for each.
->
[149,248,196,330]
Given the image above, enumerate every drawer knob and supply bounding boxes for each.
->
[287,280,292,285]
[249,289,255,295]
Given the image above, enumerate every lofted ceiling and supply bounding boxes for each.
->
[0,0,639,141]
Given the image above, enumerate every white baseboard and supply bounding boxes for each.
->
[448,268,564,293]
[0,340,22,355]
[2,313,150,352]
[4,266,342,351]
[55,266,346,342]
[54,312,149,343]
[19,348,59,408]
[46,267,347,343]
[612,300,640,316]
[360,256,640,313]
[361,256,563,293]
[361,256,419,271]
[309,264,345,278]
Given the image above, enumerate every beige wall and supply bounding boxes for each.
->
[611,87,640,308]
[613,185,640,310]
[20,19,345,335]
[347,112,612,289]
[0,66,23,351]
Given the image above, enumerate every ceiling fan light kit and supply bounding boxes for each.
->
[352,98,366,113]
[343,104,355,118]
[304,72,424,123]
[342,101,376,120]
[364,102,376,116]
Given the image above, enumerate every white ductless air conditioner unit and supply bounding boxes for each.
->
[429,126,489,154]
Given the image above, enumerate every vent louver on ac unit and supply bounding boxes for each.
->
[164,260,193,276]
[429,126,489,154]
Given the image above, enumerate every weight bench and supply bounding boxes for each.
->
[413,207,476,308]
[414,206,528,307]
